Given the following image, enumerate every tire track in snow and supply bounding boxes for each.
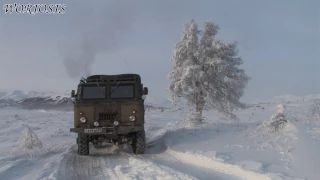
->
[111,152,198,180]
[99,158,118,180]
[56,127,272,180]
[57,152,108,180]
[0,149,71,180]
[57,148,198,180]
[56,146,271,180]
[145,132,272,180]
[144,151,238,180]
[165,147,272,180]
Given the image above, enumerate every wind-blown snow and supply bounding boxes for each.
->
[0,94,319,179]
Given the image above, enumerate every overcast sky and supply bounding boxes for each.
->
[0,0,319,101]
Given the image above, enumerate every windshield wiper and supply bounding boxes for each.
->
[96,82,105,97]
[110,82,121,95]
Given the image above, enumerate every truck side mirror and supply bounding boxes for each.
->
[71,90,75,98]
[143,87,148,95]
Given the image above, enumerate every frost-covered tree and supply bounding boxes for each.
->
[168,19,250,124]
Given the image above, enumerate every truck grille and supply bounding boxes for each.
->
[99,113,117,120]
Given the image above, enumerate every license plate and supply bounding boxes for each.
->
[84,128,103,133]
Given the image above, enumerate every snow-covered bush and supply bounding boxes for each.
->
[306,98,320,122]
[258,104,288,133]
[168,19,250,125]
[11,124,43,157]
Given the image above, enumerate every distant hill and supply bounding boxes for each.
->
[0,90,172,111]
[253,94,320,104]
[2,90,319,112]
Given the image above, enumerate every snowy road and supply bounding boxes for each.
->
[56,137,271,180]
[56,148,254,180]
[57,148,210,180]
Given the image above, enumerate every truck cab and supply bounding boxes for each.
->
[70,74,148,156]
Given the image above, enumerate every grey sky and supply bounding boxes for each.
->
[0,0,319,101]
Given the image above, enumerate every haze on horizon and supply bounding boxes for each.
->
[0,0,319,102]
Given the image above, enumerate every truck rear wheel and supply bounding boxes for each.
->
[132,131,146,154]
[78,134,89,156]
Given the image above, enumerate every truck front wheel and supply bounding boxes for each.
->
[132,131,146,154]
[78,134,89,156]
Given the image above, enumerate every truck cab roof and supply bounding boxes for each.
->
[86,74,141,83]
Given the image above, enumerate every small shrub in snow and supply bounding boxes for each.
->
[11,124,43,157]
[306,99,320,122]
[258,104,288,133]
[277,104,285,114]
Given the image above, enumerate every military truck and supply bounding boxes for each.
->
[70,74,148,156]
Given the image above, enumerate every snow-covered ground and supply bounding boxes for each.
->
[0,96,319,180]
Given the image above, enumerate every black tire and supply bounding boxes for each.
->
[78,134,89,156]
[132,131,146,154]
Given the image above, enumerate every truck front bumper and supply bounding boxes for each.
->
[70,125,144,135]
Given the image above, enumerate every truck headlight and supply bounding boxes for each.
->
[94,122,99,127]
[129,115,136,121]
[114,121,119,126]
[80,117,86,123]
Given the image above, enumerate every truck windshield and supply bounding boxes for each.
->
[82,86,106,99]
[110,85,134,98]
